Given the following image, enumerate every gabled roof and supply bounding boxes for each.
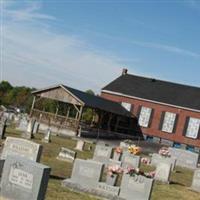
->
[32,84,133,117]
[102,74,200,111]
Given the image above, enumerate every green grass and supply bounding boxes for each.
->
[2,128,200,200]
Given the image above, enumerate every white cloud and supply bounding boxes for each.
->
[1,2,123,92]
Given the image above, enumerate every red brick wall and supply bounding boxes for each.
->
[101,92,200,148]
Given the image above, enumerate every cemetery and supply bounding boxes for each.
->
[0,122,199,200]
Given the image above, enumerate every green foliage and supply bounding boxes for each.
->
[81,89,95,123]
[0,80,34,113]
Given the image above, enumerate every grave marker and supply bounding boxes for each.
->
[168,147,199,169]
[57,147,76,162]
[75,139,85,151]
[120,173,154,200]
[93,145,112,164]
[191,169,200,192]
[62,159,104,190]
[42,128,51,143]
[0,118,7,139]
[1,155,51,200]
[1,136,42,162]
[151,153,176,171]
[154,163,171,183]
[122,153,140,169]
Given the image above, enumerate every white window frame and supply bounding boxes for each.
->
[138,106,152,128]
[162,112,176,133]
[186,117,200,139]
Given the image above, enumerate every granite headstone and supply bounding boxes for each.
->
[120,173,154,200]
[1,155,51,200]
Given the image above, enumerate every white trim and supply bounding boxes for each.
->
[102,90,200,113]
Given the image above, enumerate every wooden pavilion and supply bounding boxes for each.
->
[30,84,142,138]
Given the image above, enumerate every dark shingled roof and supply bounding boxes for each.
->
[32,84,133,117]
[63,85,132,117]
[102,74,200,111]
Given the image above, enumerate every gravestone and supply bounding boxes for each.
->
[120,141,130,151]
[151,153,176,171]
[93,145,112,164]
[75,139,85,151]
[113,151,122,161]
[108,159,122,167]
[22,118,36,139]
[120,173,154,200]
[62,159,104,190]
[191,169,200,192]
[0,117,7,139]
[42,128,51,143]
[17,118,28,131]
[57,147,76,162]
[1,136,42,162]
[168,147,199,169]
[1,155,51,200]
[33,121,40,134]
[95,182,120,197]
[122,153,140,169]
[154,162,171,183]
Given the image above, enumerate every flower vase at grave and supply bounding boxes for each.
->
[113,152,121,161]
[106,174,118,186]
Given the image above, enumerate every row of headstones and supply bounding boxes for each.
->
[60,143,200,200]
[0,137,51,200]
[151,147,199,170]
[58,144,165,200]
[62,158,154,200]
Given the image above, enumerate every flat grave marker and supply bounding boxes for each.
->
[57,147,76,162]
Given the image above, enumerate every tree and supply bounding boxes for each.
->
[82,89,95,123]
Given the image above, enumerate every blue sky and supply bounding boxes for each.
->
[1,0,200,92]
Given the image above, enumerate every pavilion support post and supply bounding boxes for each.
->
[55,106,58,119]
[30,96,36,117]
[66,106,70,119]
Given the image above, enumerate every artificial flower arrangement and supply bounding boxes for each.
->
[128,145,142,155]
[125,166,155,179]
[115,146,123,154]
[141,157,151,165]
[107,165,124,177]
[158,147,171,157]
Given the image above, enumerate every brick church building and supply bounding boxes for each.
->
[101,69,200,151]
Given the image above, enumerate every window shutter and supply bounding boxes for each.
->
[159,111,165,131]
[172,114,179,133]
[183,117,189,136]
[148,108,154,128]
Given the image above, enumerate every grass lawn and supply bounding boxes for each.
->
[1,128,200,200]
